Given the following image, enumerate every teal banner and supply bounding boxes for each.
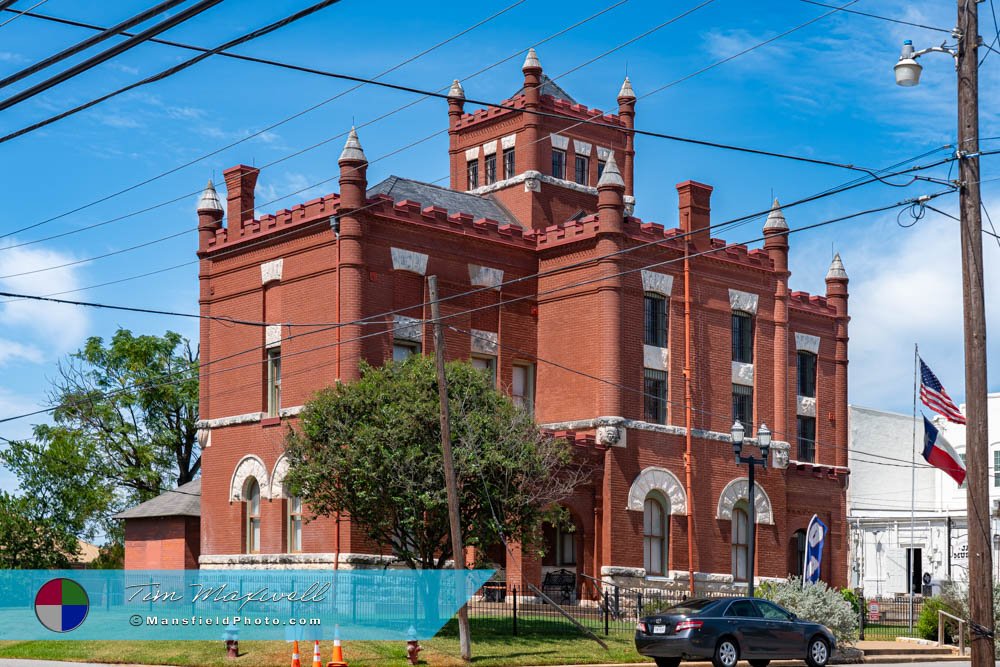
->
[0,569,494,640]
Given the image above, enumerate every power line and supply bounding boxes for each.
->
[0,0,610,242]
[0,0,222,110]
[797,0,952,33]
[0,0,48,29]
[0,0,189,91]
[0,0,346,144]
[0,188,950,427]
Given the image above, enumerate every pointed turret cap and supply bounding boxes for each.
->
[618,76,636,100]
[196,179,223,214]
[597,153,625,189]
[522,48,541,71]
[763,198,788,231]
[448,79,465,99]
[826,253,848,280]
[339,127,367,164]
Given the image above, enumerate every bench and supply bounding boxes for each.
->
[542,568,576,604]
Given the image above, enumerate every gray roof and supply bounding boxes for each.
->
[114,478,201,519]
[367,176,521,227]
[516,74,577,104]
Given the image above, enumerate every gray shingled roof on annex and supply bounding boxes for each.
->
[515,74,577,104]
[367,176,521,228]
[114,478,201,519]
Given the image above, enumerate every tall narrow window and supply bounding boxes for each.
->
[512,363,535,414]
[503,147,516,179]
[266,348,281,417]
[797,351,817,397]
[643,495,668,576]
[551,149,566,179]
[732,502,749,582]
[574,155,589,185]
[244,478,261,554]
[644,369,667,424]
[467,159,479,189]
[644,292,668,347]
[791,529,806,576]
[993,449,1000,487]
[484,153,497,185]
[732,311,754,363]
[597,159,607,179]
[960,453,968,488]
[732,384,753,426]
[797,415,816,462]
[471,355,497,385]
[287,496,303,553]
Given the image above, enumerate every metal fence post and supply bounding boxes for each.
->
[604,589,609,636]
[614,585,620,618]
[512,585,518,637]
[638,591,643,618]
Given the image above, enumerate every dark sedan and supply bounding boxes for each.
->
[635,597,836,667]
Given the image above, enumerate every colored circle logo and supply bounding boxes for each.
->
[34,578,89,633]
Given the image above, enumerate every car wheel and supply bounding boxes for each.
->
[713,638,740,667]
[749,660,770,667]
[806,637,830,667]
[655,659,682,667]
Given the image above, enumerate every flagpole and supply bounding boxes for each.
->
[909,344,918,634]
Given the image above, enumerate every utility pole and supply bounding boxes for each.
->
[956,2,995,665]
[427,275,472,662]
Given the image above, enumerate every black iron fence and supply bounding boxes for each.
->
[860,596,925,640]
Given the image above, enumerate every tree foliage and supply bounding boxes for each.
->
[284,355,589,569]
[0,492,77,569]
[1,329,199,541]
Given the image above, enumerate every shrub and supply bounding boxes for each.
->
[842,588,862,617]
[758,577,858,646]
[917,597,956,642]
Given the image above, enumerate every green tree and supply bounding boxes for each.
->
[1,329,199,541]
[284,355,588,570]
[0,492,77,569]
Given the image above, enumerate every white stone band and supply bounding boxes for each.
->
[729,289,759,314]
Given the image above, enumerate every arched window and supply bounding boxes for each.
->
[732,501,750,581]
[244,478,261,554]
[287,495,303,553]
[790,529,807,576]
[643,494,669,576]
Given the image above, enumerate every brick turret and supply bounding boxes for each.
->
[825,253,849,467]
[337,128,368,382]
[764,198,791,439]
[617,76,636,208]
[196,179,224,251]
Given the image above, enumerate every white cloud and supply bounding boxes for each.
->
[0,338,44,365]
[792,197,1000,411]
[0,244,90,358]
[0,51,24,63]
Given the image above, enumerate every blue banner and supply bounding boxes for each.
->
[803,514,827,586]
[0,569,494,640]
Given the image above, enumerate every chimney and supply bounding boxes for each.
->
[676,180,713,251]
[222,165,259,235]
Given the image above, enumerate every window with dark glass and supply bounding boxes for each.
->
[552,149,566,179]
[732,311,753,363]
[797,351,817,397]
[791,529,806,576]
[645,369,667,424]
[732,384,753,426]
[597,159,607,179]
[732,503,749,581]
[244,478,261,554]
[797,415,816,462]
[503,147,516,179]
[574,155,589,185]
[484,153,497,185]
[467,159,479,189]
[266,348,281,417]
[644,292,668,347]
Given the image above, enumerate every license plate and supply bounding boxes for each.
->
[652,625,667,634]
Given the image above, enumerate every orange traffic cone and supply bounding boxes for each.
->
[312,640,323,667]
[327,625,348,667]
[291,640,301,667]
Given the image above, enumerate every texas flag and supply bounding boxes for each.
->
[922,415,966,486]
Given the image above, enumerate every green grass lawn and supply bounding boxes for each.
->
[0,618,649,666]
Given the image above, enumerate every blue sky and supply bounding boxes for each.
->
[0,0,998,491]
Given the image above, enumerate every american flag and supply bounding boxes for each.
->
[919,358,966,424]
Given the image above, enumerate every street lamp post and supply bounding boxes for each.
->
[730,420,771,598]
[894,3,994,666]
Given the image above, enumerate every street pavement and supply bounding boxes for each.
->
[0,661,991,667]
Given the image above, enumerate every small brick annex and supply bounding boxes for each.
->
[161,50,850,592]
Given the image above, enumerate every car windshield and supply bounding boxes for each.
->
[660,599,722,615]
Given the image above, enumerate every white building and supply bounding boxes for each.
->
[848,396,1000,597]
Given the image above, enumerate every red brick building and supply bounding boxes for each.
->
[159,50,849,592]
